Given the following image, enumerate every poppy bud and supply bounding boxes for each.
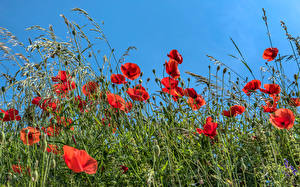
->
[72,135,77,145]
[139,79,142,84]
[51,159,56,169]
[147,78,150,82]
[1,87,5,93]
[251,136,257,140]
[43,141,48,152]
[223,68,227,74]
[152,69,156,74]
[154,144,160,157]
[217,66,220,72]
[241,158,247,171]
[7,173,12,181]
[294,74,298,81]
[50,53,55,58]
[33,170,39,182]
[152,96,155,101]
[187,78,190,82]
[1,131,5,143]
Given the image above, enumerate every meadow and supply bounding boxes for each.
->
[0,8,299,186]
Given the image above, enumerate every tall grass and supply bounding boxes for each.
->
[0,8,299,186]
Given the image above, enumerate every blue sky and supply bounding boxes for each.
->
[1,0,300,93]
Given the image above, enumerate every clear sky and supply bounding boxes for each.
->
[1,0,300,93]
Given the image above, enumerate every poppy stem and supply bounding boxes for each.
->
[72,135,77,145]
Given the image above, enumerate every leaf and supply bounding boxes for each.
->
[230,38,255,79]
[161,161,168,172]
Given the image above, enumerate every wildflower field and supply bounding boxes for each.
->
[0,8,299,186]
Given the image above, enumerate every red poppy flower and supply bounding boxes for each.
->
[121,63,141,80]
[127,84,150,102]
[42,125,60,136]
[184,88,197,98]
[165,59,180,79]
[101,117,111,127]
[188,95,206,110]
[0,108,21,122]
[74,96,87,112]
[82,81,99,97]
[120,165,128,173]
[289,98,300,107]
[20,127,41,145]
[162,86,184,101]
[161,77,178,89]
[63,145,98,174]
[111,74,127,84]
[32,97,58,112]
[269,108,295,129]
[261,96,279,113]
[52,71,68,83]
[40,98,58,111]
[125,102,133,113]
[107,93,126,111]
[31,97,42,105]
[262,100,277,113]
[49,116,73,131]
[263,48,278,62]
[53,83,67,95]
[222,105,245,117]
[12,164,31,175]
[12,164,23,174]
[53,82,76,96]
[52,71,76,96]
[196,117,218,139]
[242,80,261,96]
[167,49,183,64]
[259,84,281,97]
[47,144,60,155]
